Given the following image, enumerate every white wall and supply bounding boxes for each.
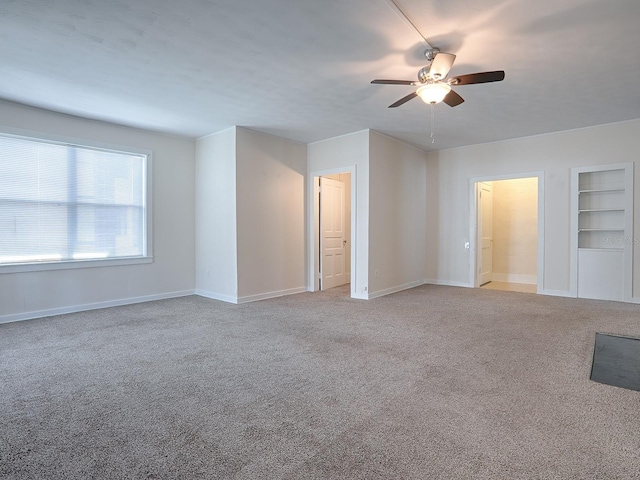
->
[308,129,427,299]
[195,127,238,302]
[369,131,427,297]
[425,119,640,299]
[235,128,307,301]
[0,101,196,322]
[308,130,370,297]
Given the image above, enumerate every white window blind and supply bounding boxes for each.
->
[0,134,147,267]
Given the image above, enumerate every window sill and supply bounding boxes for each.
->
[0,256,153,274]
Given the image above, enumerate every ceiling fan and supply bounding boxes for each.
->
[371,49,505,108]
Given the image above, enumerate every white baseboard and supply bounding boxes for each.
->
[196,287,307,304]
[541,290,640,304]
[194,289,238,304]
[491,273,537,285]
[539,289,574,298]
[351,292,369,300]
[236,287,307,304]
[197,285,386,302]
[423,279,473,288]
[0,290,196,325]
[367,280,425,299]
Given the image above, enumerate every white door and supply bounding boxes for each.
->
[478,182,493,286]
[320,177,346,290]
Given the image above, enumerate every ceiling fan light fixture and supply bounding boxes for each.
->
[416,83,451,104]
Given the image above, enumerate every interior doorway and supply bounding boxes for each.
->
[319,175,349,290]
[308,168,356,296]
[470,174,544,294]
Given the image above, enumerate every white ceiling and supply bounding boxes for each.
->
[1,0,639,151]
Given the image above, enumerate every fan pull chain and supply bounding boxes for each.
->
[430,103,436,144]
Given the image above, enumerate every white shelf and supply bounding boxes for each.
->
[579,188,625,194]
[572,164,632,301]
[578,208,624,213]
[578,173,625,240]
[579,247,624,252]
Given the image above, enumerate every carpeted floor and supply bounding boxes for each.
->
[2,284,640,479]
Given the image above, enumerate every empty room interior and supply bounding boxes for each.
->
[2,0,640,478]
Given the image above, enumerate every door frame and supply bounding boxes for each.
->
[308,166,357,297]
[477,181,494,286]
[468,171,545,291]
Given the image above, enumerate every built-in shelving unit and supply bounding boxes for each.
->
[571,164,633,301]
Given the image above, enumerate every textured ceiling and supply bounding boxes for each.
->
[1,0,639,151]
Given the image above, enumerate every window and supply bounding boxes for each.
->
[0,132,151,273]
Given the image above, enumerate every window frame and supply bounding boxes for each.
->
[0,127,153,274]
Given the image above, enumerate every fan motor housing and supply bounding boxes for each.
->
[418,66,431,84]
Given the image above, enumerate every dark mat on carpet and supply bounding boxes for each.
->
[591,333,640,391]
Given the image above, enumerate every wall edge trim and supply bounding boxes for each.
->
[423,279,473,288]
[195,289,238,304]
[367,280,425,299]
[539,289,574,298]
[236,287,307,304]
[0,290,196,325]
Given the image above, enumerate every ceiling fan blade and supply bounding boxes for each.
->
[388,92,418,108]
[371,79,418,86]
[429,53,456,80]
[443,90,464,107]
[449,71,505,85]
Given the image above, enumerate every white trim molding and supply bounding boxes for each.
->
[423,279,474,288]
[237,287,307,304]
[196,286,308,305]
[194,289,239,304]
[0,290,195,325]
[367,280,425,299]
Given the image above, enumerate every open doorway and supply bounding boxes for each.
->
[470,174,544,294]
[308,167,356,297]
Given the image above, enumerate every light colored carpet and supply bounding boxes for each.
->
[2,284,640,479]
